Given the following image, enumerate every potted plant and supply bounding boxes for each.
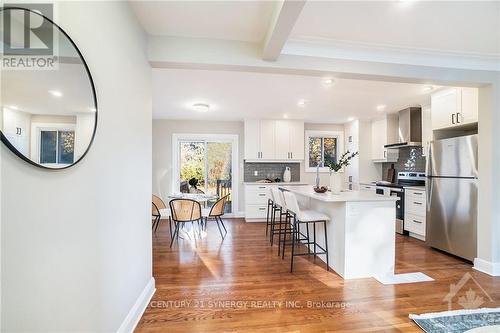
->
[325,151,359,194]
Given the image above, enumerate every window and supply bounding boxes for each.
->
[173,134,239,214]
[40,130,75,165]
[305,130,344,172]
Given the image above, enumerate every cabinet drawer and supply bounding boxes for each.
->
[407,189,425,199]
[406,196,426,216]
[246,191,268,205]
[405,213,425,236]
[245,205,268,218]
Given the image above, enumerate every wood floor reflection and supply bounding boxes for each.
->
[135,218,500,332]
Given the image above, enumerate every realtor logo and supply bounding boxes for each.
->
[443,272,494,311]
[1,4,58,69]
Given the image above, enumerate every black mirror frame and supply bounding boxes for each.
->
[0,6,98,170]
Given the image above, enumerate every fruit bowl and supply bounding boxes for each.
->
[313,186,328,193]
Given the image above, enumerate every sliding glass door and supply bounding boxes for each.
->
[176,135,237,213]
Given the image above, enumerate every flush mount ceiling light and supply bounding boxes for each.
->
[347,117,355,122]
[298,99,307,107]
[376,104,387,111]
[192,103,210,112]
[283,114,289,119]
[323,78,335,86]
[423,85,434,92]
[49,90,63,97]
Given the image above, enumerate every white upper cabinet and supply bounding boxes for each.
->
[244,120,261,159]
[288,120,305,160]
[371,115,398,163]
[259,120,275,159]
[431,87,478,130]
[244,120,304,161]
[421,105,432,157]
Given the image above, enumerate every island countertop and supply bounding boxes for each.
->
[280,185,399,203]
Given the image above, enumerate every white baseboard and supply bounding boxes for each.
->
[473,258,500,276]
[117,277,156,333]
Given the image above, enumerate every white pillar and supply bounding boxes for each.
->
[474,82,500,275]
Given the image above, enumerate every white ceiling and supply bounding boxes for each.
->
[129,1,276,43]
[290,1,500,56]
[153,68,436,123]
[2,63,95,116]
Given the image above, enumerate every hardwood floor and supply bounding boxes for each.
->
[136,218,500,332]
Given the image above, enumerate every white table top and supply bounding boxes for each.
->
[168,193,218,202]
[280,185,399,203]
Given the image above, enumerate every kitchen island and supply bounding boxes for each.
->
[280,185,398,279]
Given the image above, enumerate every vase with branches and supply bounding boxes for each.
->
[325,151,359,194]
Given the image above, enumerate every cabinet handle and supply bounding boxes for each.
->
[258,186,266,189]
[413,220,423,224]
[413,201,423,205]
[259,208,266,211]
[290,152,293,159]
[452,113,455,124]
[384,150,387,158]
[258,194,266,196]
[456,112,461,124]
[413,192,423,195]
[349,176,352,182]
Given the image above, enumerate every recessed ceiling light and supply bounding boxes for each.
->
[347,117,355,122]
[8,105,19,110]
[423,85,434,92]
[49,90,62,97]
[192,103,210,112]
[283,114,289,119]
[323,78,335,85]
[298,99,307,107]
[376,104,387,111]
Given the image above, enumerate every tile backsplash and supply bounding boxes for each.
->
[244,162,300,182]
[382,147,426,181]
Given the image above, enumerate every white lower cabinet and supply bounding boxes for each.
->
[244,183,306,221]
[244,184,271,222]
[404,188,426,240]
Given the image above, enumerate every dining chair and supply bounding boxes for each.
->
[152,194,172,235]
[202,195,229,238]
[169,199,203,248]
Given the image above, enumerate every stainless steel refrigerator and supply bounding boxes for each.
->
[426,134,478,261]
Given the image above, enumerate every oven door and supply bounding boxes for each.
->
[390,188,405,234]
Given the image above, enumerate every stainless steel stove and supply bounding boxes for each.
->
[375,172,426,234]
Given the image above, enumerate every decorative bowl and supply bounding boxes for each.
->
[313,186,328,193]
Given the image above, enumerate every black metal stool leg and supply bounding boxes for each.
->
[290,218,296,272]
[313,222,317,262]
[219,217,227,233]
[323,220,329,271]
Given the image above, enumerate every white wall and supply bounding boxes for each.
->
[1,2,153,332]
[152,119,244,213]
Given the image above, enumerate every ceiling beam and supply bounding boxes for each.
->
[262,0,306,61]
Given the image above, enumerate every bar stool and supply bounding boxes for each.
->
[270,187,289,249]
[265,187,275,237]
[282,191,330,273]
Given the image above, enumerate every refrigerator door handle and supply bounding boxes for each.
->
[425,142,432,178]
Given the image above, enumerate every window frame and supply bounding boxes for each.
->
[304,130,344,173]
[30,122,76,167]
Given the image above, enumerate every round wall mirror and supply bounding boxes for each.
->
[0,7,97,169]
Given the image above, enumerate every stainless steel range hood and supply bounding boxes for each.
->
[384,107,422,149]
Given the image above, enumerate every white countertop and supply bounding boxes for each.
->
[280,185,399,202]
[244,182,308,185]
